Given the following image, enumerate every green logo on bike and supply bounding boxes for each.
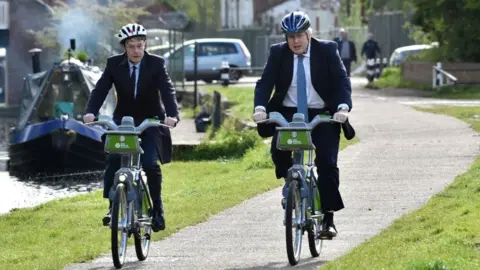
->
[277,130,312,150]
[105,134,140,153]
[287,131,305,145]
[114,136,132,149]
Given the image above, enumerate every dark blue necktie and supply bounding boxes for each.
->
[297,55,308,121]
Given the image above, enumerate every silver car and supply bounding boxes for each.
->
[164,38,251,83]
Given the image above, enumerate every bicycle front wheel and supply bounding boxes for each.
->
[285,180,303,266]
[111,183,128,269]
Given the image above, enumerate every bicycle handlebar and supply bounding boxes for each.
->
[85,115,173,134]
[255,112,342,130]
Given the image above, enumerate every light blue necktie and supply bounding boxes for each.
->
[297,55,308,121]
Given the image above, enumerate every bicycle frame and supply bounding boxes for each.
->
[286,145,321,229]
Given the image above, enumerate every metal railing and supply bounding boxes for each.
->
[432,62,457,89]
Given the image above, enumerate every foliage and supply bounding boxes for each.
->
[62,50,89,62]
[166,0,221,31]
[364,0,405,12]
[407,0,480,62]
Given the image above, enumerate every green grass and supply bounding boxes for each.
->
[431,85,480,100]
[371,67,480,99]
[199,85,255,121]
[372,67,432,91]
[322,105,480,270]
[414,106,480,131]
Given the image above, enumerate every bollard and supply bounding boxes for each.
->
[436,62,443,87]
[212,91,222,131]
[220,61,230,87]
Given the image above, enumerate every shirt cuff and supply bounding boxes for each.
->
[337,104,349,111]
[254,106,266,112]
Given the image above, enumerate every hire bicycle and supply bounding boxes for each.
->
[257,112,341,266]
[86,115,172,269]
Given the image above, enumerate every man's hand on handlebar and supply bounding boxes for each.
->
[164,117,178,128]
[253,107,267,123]
[333,109,349,123]
[83,113,95,123]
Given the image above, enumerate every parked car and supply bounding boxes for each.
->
[147,44,179,57]
[389,43,436,67]
[164,38,251,83]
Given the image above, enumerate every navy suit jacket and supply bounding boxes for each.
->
[254,38,354,138]
[85,51,179,164]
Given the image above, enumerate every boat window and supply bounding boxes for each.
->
[35,69,88,122]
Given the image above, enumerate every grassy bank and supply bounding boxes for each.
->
[199,85,254,121]
[322,106,480,270]
[372,67,480,100]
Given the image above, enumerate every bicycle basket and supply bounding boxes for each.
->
[104,133,142,154]
[276,129,314,150]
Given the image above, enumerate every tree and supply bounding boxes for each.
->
[28,0,149,65]
[408,0,480,62]
[167,0,220,32]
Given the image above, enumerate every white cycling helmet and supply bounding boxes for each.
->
[117,23,147,44]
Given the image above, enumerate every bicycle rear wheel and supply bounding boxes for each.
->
[285,180,303,266]
[307,217,323,257]
[111,183,128,269]
[134,177,152,261]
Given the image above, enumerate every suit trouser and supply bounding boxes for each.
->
[341,59,352,77]
[271,107,345,212]
[103,128,163,207]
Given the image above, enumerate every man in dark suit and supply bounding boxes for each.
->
[253,12,353,239]
[334,28,357,77]
[83,23,179,232]
[361,32,381,60]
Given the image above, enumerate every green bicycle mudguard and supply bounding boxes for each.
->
[314,187,321,212]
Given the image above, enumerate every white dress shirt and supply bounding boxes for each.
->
[282,44,324,108]
[255,43,349,113]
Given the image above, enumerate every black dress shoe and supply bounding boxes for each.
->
[151,200,165,232]
[318,212,338,240]
[318,222,337,240]
[152,212,165,232]
[102,208,112,226]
